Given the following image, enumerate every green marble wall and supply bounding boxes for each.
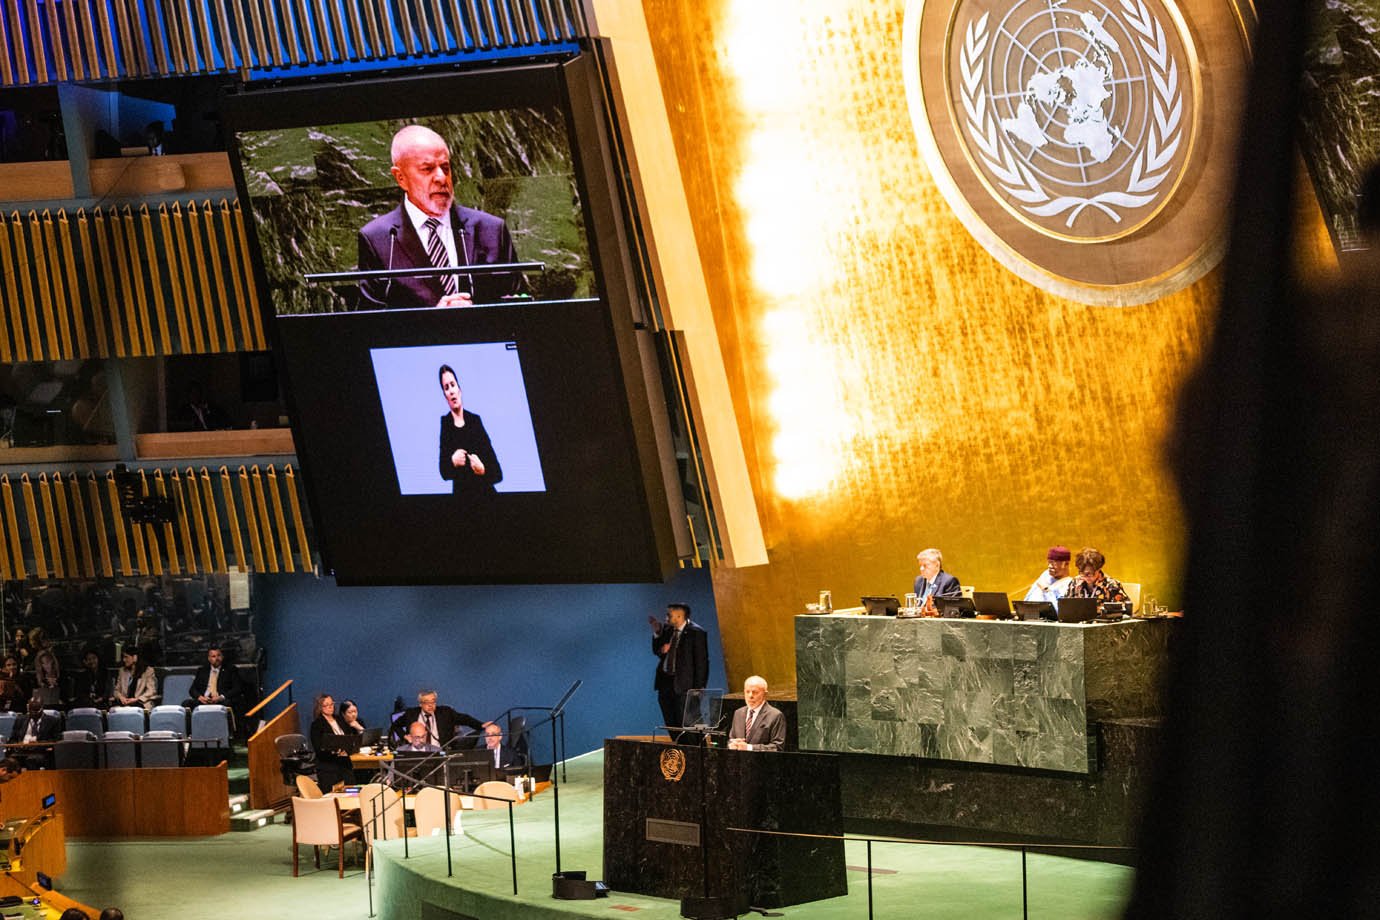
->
[795,615,1173,774]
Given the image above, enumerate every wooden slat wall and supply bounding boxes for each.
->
[0,463,313,577]
[0,0,585,86]
[0,200,264,360]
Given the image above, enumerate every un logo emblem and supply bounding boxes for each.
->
[904,0,1251,304]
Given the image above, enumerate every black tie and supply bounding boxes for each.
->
[423,217,459,297]
[745,708,756,738]
[666,629,680,675]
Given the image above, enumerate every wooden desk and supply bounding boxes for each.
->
[0,766,229,837]
[349,751,394,767]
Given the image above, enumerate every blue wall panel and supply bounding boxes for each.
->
[253,567,722,759]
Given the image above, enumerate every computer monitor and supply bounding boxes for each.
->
[1056,597,1100,623]
[445,751,499,791]
[934,596,977,618]
[860,596,900,616]
[971,591,1014,618]
[1013,600,1057,621]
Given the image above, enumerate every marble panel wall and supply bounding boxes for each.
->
[798,616,1171,773]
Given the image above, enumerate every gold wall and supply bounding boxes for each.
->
[642,0,1321,688]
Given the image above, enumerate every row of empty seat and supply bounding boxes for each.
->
[0,704,231,746]
[48,732,188,769]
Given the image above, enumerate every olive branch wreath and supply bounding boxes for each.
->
[959,0,1182,228]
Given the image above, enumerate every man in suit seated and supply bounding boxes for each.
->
[395,721,441,753]
[10,697,61,769]
[481,722,524,770]
[390,688,488,749]
[913,547,962,609]
[727,676,787,752]
[187,645,245,737]
[10,696,61,744]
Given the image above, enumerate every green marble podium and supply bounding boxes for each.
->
[796,614,1173,773]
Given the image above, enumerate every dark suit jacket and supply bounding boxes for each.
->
[729,702,787,752]
[483,742,524,770]
[652,621,710,695]
[357,203,521,308]
[914,570,962,599]
[10,713,62,744]
[189,662,242,704]
[390,705,486,747]
[438,410,503,498]
[309,715,356,756]
[66,668,109,708]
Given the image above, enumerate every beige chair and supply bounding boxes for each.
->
[290,796,363,877]
[1122,581,1142,614]
[356,783,405,843]
[295,774,324,799]
[411,785,462,836]
[470,780,522,811]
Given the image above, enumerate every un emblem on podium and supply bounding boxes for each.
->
[903,0,1252,305]
[659,748,686,782]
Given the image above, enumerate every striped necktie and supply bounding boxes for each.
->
[423,216,459,296]
[745,708,756,738]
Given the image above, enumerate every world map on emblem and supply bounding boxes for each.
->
[955,0,1190,239]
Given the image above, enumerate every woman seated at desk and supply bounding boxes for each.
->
[310,693,358,791]
[1064,547,1129,605]
[339,699,366,735]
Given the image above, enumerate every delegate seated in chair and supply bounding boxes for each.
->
[187,647,242,728]
[481,723,524,769]
[112,649,157,711]
[9,698,61,744]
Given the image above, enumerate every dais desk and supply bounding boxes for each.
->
[796,614,1174,773]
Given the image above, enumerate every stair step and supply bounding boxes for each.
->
[228,794,249,814]
[230,808,277,831]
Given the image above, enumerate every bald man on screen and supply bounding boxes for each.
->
[357,124,522,309]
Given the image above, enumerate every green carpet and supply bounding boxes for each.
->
[59,750,1132,919]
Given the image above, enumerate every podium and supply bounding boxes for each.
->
[602,739,846,910]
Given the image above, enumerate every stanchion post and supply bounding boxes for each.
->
[445,785,453,878]
[367,793,377,917]
[867,839,874,920]
[1022,846,1028,920]
[508,801,518,895]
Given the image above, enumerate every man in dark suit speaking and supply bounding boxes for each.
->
[650,602,709,742]
[357,124,522,309]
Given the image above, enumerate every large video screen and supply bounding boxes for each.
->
[275,303,664,584]
[230,66,599,312]
[223,59,675,585]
